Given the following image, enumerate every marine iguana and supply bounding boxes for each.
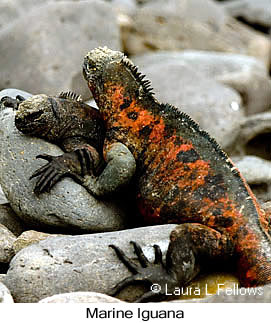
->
[81,47,271,302]
[1,92,105,193]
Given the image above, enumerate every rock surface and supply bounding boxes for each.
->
[0,1,121,99]
[13,230,61,254]
[0,99,127,233]
[134,50,271,115]
[39,291,124,303]
[0,224,16,263]
[132,53,243,149]
[0,88,32,102]
[233,156,271,202]
[222,0,271,29]
[124,0,271,66]
[0,282,14,303]
[3,224,176,303]
[0,204,25,236]
[0,186,8,205]
[231,112,271,157]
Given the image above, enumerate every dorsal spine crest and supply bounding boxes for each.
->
[58,91,82,102]
[121,57,154,96]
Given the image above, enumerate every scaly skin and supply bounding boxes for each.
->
[1,92,105,193]
[82,47,271,301]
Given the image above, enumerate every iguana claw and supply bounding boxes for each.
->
[109,241,179,302]
[1,95,25,110]
[30,151,87,194]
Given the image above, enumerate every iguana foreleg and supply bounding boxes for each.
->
[82,142,136,197]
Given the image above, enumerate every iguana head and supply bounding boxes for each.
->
[83,47,154,115]
[15,94,60,139]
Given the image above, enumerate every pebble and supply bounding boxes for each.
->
[13,230,61,254]
[231,112,271,157]
[39,291,124,303]
[0,204,25,236]
[0,224,16,263]
[0,1,121,99]
[0,90,128,233]
[0,186,8,205]
[232,156,271,202]
[124,0,271,66]
[3,224,176,303]
[145,50,271,115]
[223,0,271,29]
[0,282,14,303]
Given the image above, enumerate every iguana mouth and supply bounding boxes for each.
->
[15,110,44,134]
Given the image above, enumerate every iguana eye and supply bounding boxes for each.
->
[26,110,43,122]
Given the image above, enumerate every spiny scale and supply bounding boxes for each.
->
[160,103,235,174]
[121,57,154,96]
[120,56,232,174]
[58,91,82,102]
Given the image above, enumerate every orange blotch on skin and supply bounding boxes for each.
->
[149,119,165,143]
[116,104,156,133]
[161,159,210,192]
[179,143,193,151]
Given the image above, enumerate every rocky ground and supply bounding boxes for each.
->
[0,0,271,303]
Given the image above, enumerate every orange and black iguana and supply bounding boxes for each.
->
[81,47,271,301]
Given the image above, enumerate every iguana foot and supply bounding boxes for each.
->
[1,95,25,110]
[109,241,179,302]
[30,149,94,194]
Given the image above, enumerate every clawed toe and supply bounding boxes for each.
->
[1,95,25,110]
[109,241,177,302]
[75,148,94,176]
[30,152,86,194]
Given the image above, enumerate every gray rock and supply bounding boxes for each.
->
[39,291,124,303]
[0,204,25,236]
[0,186,8,205]
[3,224,176,303]
[134,50,271,115]
[232,156,271,202]
[0,0,20,30]
[0,274,6,283]
[0,103,127,232]
[107,0,137,11]
[222,0,271,29]
[124,0,271,66]
[0,1,121,99]
[0,282,14,303]
[233,156,271,185]
[0,224,16,263]
[13,230,61,254]
[132,54,244,149]
[231,112,271,157]
[0,88,32,102]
